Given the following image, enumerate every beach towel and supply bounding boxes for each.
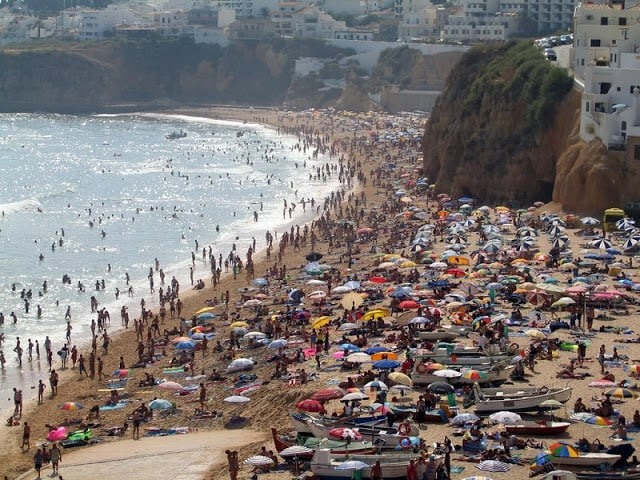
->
[450,466,465,474]
[99,401,129,411]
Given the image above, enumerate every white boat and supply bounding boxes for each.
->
[311,449,441,480]
[546,453,621,468]
[411,363,514,385]
[471,383,572,414]
[419,347,512,366]
[290,412,388,435]
[306,417,419,447]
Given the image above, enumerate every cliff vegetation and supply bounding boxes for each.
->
[423,41,574,206]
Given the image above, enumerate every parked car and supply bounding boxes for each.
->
[544,48,557,61]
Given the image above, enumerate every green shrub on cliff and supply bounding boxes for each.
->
[423,40,573,204]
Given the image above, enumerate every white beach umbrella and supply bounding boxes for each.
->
[223,395,251,404]
[244,455,274,466]
[489,411,522,425]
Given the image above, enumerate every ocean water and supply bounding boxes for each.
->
[0,112,338,411]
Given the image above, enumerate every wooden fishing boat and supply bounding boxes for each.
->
[505,421,571,436]
[305,417,419,447]
[290,412,387,435]
[311,449,442,480]
[471,383,572,414]
[271,428,376,458]
[411,363,513,386]
[546,452,621,468]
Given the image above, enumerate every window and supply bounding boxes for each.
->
[586,101,590,112]
[622,121,627,131]
[619,17,627,25]
[600,17,608,25]
[635,144,640,160]
[590,39,601,47]
[630,85,640,94]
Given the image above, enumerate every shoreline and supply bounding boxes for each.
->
[0,106,362,478]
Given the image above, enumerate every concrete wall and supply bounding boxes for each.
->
[380,88,441,113]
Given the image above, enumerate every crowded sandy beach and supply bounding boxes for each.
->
[2,106,640,480]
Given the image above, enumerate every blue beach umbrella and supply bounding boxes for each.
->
[372,359,401,370]
[175,340,196,350]
[365,346,391,354]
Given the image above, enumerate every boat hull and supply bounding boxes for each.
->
[548,453,621,468]
[505,422,571,435]
[473,385,573,414]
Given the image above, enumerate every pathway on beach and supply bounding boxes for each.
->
[17,430,266,480]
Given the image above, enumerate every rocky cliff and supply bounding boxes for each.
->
[0,39,347,113]
[423,41,574,207]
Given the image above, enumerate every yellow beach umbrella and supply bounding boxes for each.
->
[361,308,391,322]
[230,321,249,329]
[195,306,216,315]
[311,316,331,329]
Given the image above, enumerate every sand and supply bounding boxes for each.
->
[2,106,639,480]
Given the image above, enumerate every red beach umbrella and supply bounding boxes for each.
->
[399,300,420,310]
[296,399,326,414]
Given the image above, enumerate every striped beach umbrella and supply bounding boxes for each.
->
[605,387,638,399]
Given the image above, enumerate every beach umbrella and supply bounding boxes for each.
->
[307,279,327,286]
[227,358,254,371]
[329,427,363,441]
[623,237,639,250]
[605,387,638,399]
[584,415,613,426]
[548,443,579,458]
[230,321,249,328]
[388,372,413,386]
[47,427,69,442]
[617,218,636,230]
[171,336,192,344]
[368,275,387,284]
[476,460,511,472]
[335,460,370,471]
[174,340,197,350]
[549,225,566,237]
[433,369,462,379]
[539,399,564,410]
[341,392,369,401]
[399,300,420,310]
[112,369,129,378]
[148,399,173,410]
[461,369,489,382]
[363,380,389,391]
[451,413,480,425]
[372,359,401,370]
[463,477,494,480]
[296,399,326,413]
[340,343,360,352]
[408,316,429,324]
[244,455,274,467]
[365,346,391,354]
[311,316,332,330]
[338,322,358,331]
[158,381,184,391]
[346,352,372,364]
[224,395,251,404]
[581,217,600,225]
[489,411,522,425]
[279,445,313,457]
[551,237,570,250]
[551,297,576,308]
[196,312,216,320]
[268,339,288,349]
[341,292,365,310]
[332,286,352,294]
[311,388,345,401]
[195,306,216,315]
[428,382,455,394]
[60,402,83,411]
[343,280,361,290]
[244,331,266,339]
[591,238,613,250]
[243,299,264,308]
[526,290,548,306]
[370,352,398,361]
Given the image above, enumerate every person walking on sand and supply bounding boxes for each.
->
[33,447,43,479]
[50,442,62,475]
[21,421,30,451]
[199,382,207,410]
[132,411,141,440]
[226,450,239,480]
[37,380,45,404]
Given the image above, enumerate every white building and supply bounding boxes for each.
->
[322,0,383,16]
[442,12,517,41]
[78,7,139,40]
[154,10,189,38]
[575,1,640,154]
[209,0,280,17]
[290,5,347,38]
